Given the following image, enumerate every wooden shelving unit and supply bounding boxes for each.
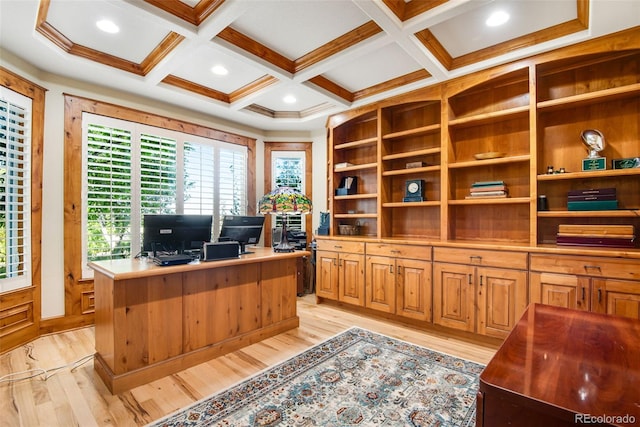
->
[379,100,442,239]
[535,50,640,246]
[329,109,379,237]
[326,40,640,251]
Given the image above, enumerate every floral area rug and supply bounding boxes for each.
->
[149,327,484,427]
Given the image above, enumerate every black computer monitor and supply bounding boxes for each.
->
[142,214,212,255]
[218,215,265,254]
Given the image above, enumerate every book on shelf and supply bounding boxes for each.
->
[465,192,508,199]
[556,235,636,248]
[568,194,617,202]
[567,187,616,197]
[567,200,618,211]
[334,162,354,169]
[558,224,634,237]
[558,232,635,239]
[471,180,505,188]
[469,185,507,193]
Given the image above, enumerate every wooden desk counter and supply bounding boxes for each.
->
[90,248,308,394]
[477,303,640,427]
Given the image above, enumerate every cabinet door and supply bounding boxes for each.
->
[339,253,365,306]
[316,250,339,300]
[592,278,640,320]
[434,263,475,332]
[477,267,527,339]
[396,258,432,321]
[530,272,590,311]
[365,255,396,313]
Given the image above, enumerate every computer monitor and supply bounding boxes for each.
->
[218,215,265,254]
[142,214,212,255]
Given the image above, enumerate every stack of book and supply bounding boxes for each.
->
[466,180,508,199]
[567,188,618,211]
[556,224,636,248]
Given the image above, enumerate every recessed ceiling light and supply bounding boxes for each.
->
[486,10,510,27]
[283,95,297,104]
[96,19,120,34]
[211,65,229,76]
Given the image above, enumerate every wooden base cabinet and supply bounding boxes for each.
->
[316,240,365,306]
[530,272,590,311]
[530,254,640,320]
[593,279,640,319]
[433,248,528,339]
[365,243,432,321]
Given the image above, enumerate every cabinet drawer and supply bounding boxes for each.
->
[366,243,431,260]
[434,247,527,270]
[530,254,640,281]
[316,239,365,254]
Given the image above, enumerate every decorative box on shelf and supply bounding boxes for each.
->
[612,157,640,169]
[335,176,358,196]
[406,161,426,169]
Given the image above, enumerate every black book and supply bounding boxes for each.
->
[567,187,616,197]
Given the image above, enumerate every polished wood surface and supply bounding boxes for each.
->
[478,303,640,426]
[0,295,497,426]
[90,250,306,393]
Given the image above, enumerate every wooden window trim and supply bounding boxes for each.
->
[263,141,313,247]
[0,67,45,351]
[63,94,256,320]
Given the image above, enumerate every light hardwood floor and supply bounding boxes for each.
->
[0,295,498,426]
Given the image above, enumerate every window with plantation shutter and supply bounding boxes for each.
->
[184,142,214,216]
[140,133,178,215]
[81,113,248,276]
[183,140,247,237]
[217,147,247,229]
[84,123,133,264]
[0,91,32,292]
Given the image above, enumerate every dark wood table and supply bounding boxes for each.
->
[477,303,640,427]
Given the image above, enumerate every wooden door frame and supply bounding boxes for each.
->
[263,141,312,247]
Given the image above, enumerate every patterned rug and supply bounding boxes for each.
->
[149,327,484,427]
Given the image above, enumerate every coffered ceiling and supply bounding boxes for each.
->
[1,0,638,131]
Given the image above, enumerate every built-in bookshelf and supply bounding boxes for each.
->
[329,109,379,237]
[535,51,640,245]
[380,101,441,239]
[326,34,640,252]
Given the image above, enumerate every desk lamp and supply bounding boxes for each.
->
[259,186,312,252]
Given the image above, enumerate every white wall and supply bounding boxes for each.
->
[1,49,327,320]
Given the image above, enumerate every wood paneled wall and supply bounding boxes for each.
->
[0,67,45,353]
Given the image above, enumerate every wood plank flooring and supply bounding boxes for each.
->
[0,295,498,426]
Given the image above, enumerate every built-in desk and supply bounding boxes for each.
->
[477,303,640,427]
[90,248,308,394]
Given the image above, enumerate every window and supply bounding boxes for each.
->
[82,113,247,276]
[0,89,32,292]
[272,151,305,231]
[263,141,312,247]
